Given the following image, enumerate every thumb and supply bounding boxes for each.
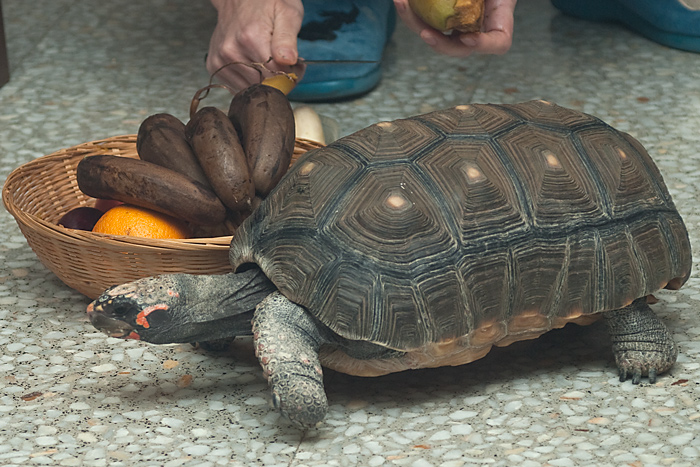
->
[270,7,302,66]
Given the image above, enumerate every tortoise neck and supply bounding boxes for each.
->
[151,268,277,343]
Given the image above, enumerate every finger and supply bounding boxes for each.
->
[483,0,517,33]
[419,29,477,57]
[212,25,276,89]
[395,2,478,57]
[477,0,516,54]
[270,1,304,66]
[423,11,514,56]
[235,21,277,64]
[285,62,306,82]
[206,50,264,91]
[393,0,429,36]
[207,61,255,91]
[460,28,512,55]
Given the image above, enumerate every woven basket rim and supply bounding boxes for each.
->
[3,134,322,250]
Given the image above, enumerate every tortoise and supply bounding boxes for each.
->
[87,100,692,428]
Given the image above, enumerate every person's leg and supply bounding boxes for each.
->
[551,0,700,53]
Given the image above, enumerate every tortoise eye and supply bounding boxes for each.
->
[102,301,137,319]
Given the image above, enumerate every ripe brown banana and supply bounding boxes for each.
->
[76,155,227,226]
[136,113,211,188]
[186,106,254,211]
[228,84,295,197]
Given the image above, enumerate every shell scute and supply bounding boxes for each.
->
[369,118,441,163]
[575,126,673,216]
[413,104,516,138]
[456,250,511,335]
[495,123,608,227]
[415,137,527,244]
[500,100,600,129]
[509,238,568,316]
[327,164,459,266]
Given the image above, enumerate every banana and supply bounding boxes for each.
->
[293,105,326,145]
[228,84,295,197]
[136,113,211,188]
[77,155,226,226]
[186,106,254,211]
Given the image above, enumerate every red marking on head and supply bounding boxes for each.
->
[86,303,94,313]
[135,304,169,329]
[167,289,179,298]
[125,331,141,340]
[135,314,149,328]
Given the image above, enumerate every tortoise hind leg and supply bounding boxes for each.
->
[253,292,331,428]
[604,297,677,384]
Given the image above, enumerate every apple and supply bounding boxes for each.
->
[57,207,104,231]
[94,198,123,212]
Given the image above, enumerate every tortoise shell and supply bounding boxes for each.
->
[230,100,691,370]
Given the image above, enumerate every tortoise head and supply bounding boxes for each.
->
[87,271,270,344]
[87,275,187,344]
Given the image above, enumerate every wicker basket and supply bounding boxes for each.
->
[2,135,323,299]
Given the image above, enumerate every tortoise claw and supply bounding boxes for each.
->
[618,368,626,383]
[618,363,660,385]
[648,368,658,384]
[632,370,642,385]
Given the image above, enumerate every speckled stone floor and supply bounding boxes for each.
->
[1,1,699,466]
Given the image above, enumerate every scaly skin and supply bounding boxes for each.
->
[605,298,678,384]
[88,269,275,343]
[252,292,332,429]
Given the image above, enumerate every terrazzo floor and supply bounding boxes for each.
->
[1,0,699,466]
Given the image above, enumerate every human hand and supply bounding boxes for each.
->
[393,0,517,57]
[207,0,306,91]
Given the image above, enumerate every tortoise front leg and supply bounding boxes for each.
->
[605,298,677,384]
[253,292,331,428]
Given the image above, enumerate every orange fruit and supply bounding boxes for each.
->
[261,73,299,95]
[92,204,191,239]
